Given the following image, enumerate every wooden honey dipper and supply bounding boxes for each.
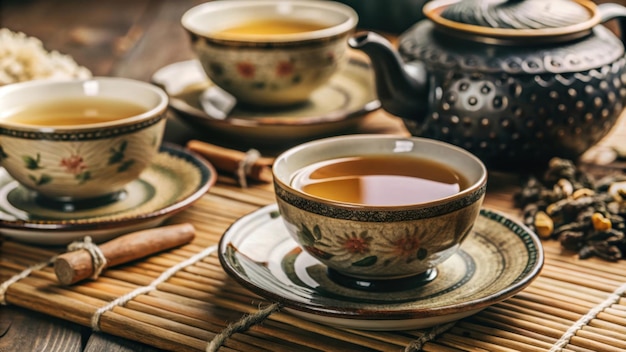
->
[54,223,195,285]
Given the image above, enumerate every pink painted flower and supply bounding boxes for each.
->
[339,231,372,255]
[236,62,255,78]
[276,61,294,77]
[389,235,421,258]
[326,52,335,63]
[60,155,87,175]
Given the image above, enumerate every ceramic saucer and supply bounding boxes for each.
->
[0,143,216,246]
[219,204,544,331]
[151,57,380,144]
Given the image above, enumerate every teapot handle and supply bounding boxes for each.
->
[598,3,626,45]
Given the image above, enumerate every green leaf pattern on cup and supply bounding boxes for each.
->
[117,159,135,172]
[352,255,377,267]
[17,140,136,186]
[23,153,43,169]
[28,173,52,186]
[108,140,128,164]
[75,171,91,184]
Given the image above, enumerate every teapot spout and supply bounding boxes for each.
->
[349,31,429,122]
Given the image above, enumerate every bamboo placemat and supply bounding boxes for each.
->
[2,107,626,351]
[2,170,626,352]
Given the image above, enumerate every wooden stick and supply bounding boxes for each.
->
[186,140,274,183]
[54,223,195,285]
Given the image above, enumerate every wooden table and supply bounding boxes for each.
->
[1,1,626,352]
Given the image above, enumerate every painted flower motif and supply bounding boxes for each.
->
[382,227,427,263]
[60,154,87,175]
[390,235,421,258]
[339,231,372,255]
[276,61,294,77]
[236,62,255,78]
[317,230,373,256]
[325,51,335,64]
[22,153,42,170]
[317,230,377,267]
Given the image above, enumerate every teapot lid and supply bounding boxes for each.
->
[423,0,600,42]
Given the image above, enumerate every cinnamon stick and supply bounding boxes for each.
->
[186,140,274,183]
[54,223,195,285]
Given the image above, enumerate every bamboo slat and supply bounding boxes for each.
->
[2,139,626,351]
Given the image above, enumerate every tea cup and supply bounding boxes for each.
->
[272,134,487,290]
[181,0,358,107]
[0,77,168,202]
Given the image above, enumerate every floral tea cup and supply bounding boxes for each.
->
[0,77,168,202]
[181,0,358,107]
[272,134,487,290]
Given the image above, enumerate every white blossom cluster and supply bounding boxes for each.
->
[0,28,92,85]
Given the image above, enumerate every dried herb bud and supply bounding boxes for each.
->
[553,221,590,237]
[607,181,626,202]
[556,178,574,197]
[596,175,626,192]
[515,157,626,261]
[534,211,554,239]
[514,176,544,208]
[578,245,595,259]
[585,242,622,261]
[572,188,595,199]
[607,202,626,216]
[586,228,621,242]
[591,212,612,232]
[522,203,539,230]
[547,196,596,223]
[559,231,585,251]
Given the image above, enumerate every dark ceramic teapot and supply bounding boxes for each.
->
[349,0,626,170]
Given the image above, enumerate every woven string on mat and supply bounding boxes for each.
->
[235,148,261,188]
[549,280,626,352]
[7,237,623,351]
[0,237,474,352]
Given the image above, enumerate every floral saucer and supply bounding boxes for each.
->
[219,204,544,331]
[151,58,380,145]
[0,143,216,246]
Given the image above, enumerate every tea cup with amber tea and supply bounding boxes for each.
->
[181,0,358,107]
[272,134,487,290]
[0,77,168,203]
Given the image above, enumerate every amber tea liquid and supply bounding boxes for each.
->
[216,19,329,36]
[2,97,146,126]
[291,155,468,206]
